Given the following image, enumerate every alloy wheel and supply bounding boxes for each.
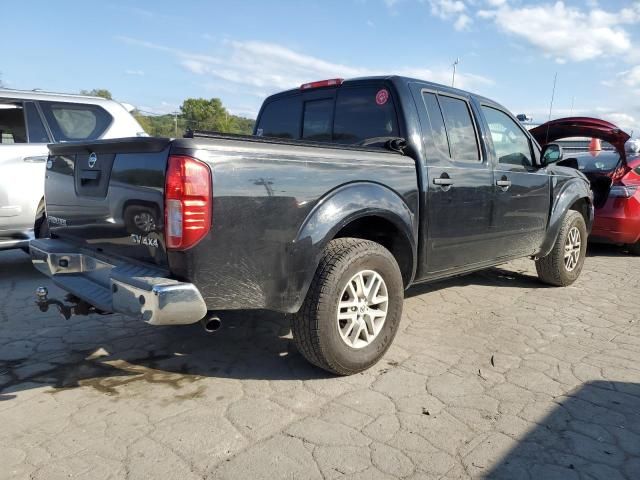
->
[337,270,388,349]
[564,226,581,271]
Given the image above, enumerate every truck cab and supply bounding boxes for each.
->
[254,76,587,280]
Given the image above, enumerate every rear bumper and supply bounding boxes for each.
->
[30,238,207,325]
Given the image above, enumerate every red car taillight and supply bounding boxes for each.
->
[165,155,212,250]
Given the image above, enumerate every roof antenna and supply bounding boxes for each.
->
[545,72,558,145]
[570,96,575,117]
[451,58,460,88]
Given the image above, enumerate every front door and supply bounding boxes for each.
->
[479,105,551,257]
[414,89,496,276]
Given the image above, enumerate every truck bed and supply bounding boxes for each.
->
[43,134,419,313]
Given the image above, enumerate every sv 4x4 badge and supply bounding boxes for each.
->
[130,234,159,247]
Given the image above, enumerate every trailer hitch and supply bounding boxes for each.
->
[35,287,110,320]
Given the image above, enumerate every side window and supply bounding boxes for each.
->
[333,86,399,144]
[39,102,112,141]
[0,103,27,144]
[422,92,450,157]
[438,96,480,163]
[25,102,50,143]
[481,106,533,168]
[256,96,301,139]
[302,99,333,141]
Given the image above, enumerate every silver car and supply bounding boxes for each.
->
[0,89,146,250]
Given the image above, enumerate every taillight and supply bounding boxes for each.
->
[165,155,212,250]
[300,78,344,90]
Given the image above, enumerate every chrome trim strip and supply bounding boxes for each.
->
[30,240,207,326]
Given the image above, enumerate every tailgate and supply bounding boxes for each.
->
[45,137,172,267]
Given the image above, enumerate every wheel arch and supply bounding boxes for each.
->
[287,182,417,312]
[538,179,593,258]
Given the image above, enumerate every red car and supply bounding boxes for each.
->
[531,117,640,254]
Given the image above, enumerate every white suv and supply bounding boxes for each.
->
[0,89,147,251]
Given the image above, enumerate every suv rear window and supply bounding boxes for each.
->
[0,103,26,144]
[40,102,112,141]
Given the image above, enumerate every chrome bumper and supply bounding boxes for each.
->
[30,238,207,326]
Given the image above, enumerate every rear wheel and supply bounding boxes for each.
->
[535,210,587,286]
[35,214,49,239]
[628,241,640,256]
[291,238,404,375]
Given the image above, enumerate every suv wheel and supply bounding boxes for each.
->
[535,210,587,286]
[291,238,404,375]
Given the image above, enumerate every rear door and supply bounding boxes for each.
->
[0,100,50,233]
[412,87,496,275]
[479,105,550,257]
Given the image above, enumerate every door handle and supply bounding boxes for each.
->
[433,173,453,187]
[23,155,48,163]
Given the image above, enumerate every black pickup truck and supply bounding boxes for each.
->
[31,76,593,375]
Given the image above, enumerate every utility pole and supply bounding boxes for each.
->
[173,111,178,137]
[451,58,460,87]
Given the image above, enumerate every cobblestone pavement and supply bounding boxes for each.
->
[0,245,639,480]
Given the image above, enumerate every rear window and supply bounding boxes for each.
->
[302,99,333,141]
[40,102,112,141]
[422,92,450,157]
[438,95,480,163]
[256,84,399,147]
[574,152,621,173]
[0,103,26,144]
[333,87,399,144]
[256,96,301,139]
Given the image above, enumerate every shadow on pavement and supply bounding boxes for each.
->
[0,245,635,402]
[0,308,336,401]
[484,381,640,479]
[405,265,545,298]
[587,243,637,258]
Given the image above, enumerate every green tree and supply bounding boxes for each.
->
[180,98,228,132]
[132,98,255,137]
[80,88,113,100]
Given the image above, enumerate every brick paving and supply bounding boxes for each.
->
[0,245,638,479]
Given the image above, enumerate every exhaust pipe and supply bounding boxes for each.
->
[200,314,222,333]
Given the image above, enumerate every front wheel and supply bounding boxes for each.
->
[535,210,587,286]
[291,238,404,375]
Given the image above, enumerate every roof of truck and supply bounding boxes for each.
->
[263,75,498,106]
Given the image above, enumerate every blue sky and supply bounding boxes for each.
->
[3,0,640,135]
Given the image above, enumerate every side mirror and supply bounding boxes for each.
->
[541,143,564,166]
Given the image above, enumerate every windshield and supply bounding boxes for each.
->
[573,151,621,173]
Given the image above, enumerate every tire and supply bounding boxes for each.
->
[291,238,404,375]
[35,214,49,239]
[628,241,640,256]
[34,200,49,239]
[535,210,587,286]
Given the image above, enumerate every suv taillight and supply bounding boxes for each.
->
[165,155,212,250]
